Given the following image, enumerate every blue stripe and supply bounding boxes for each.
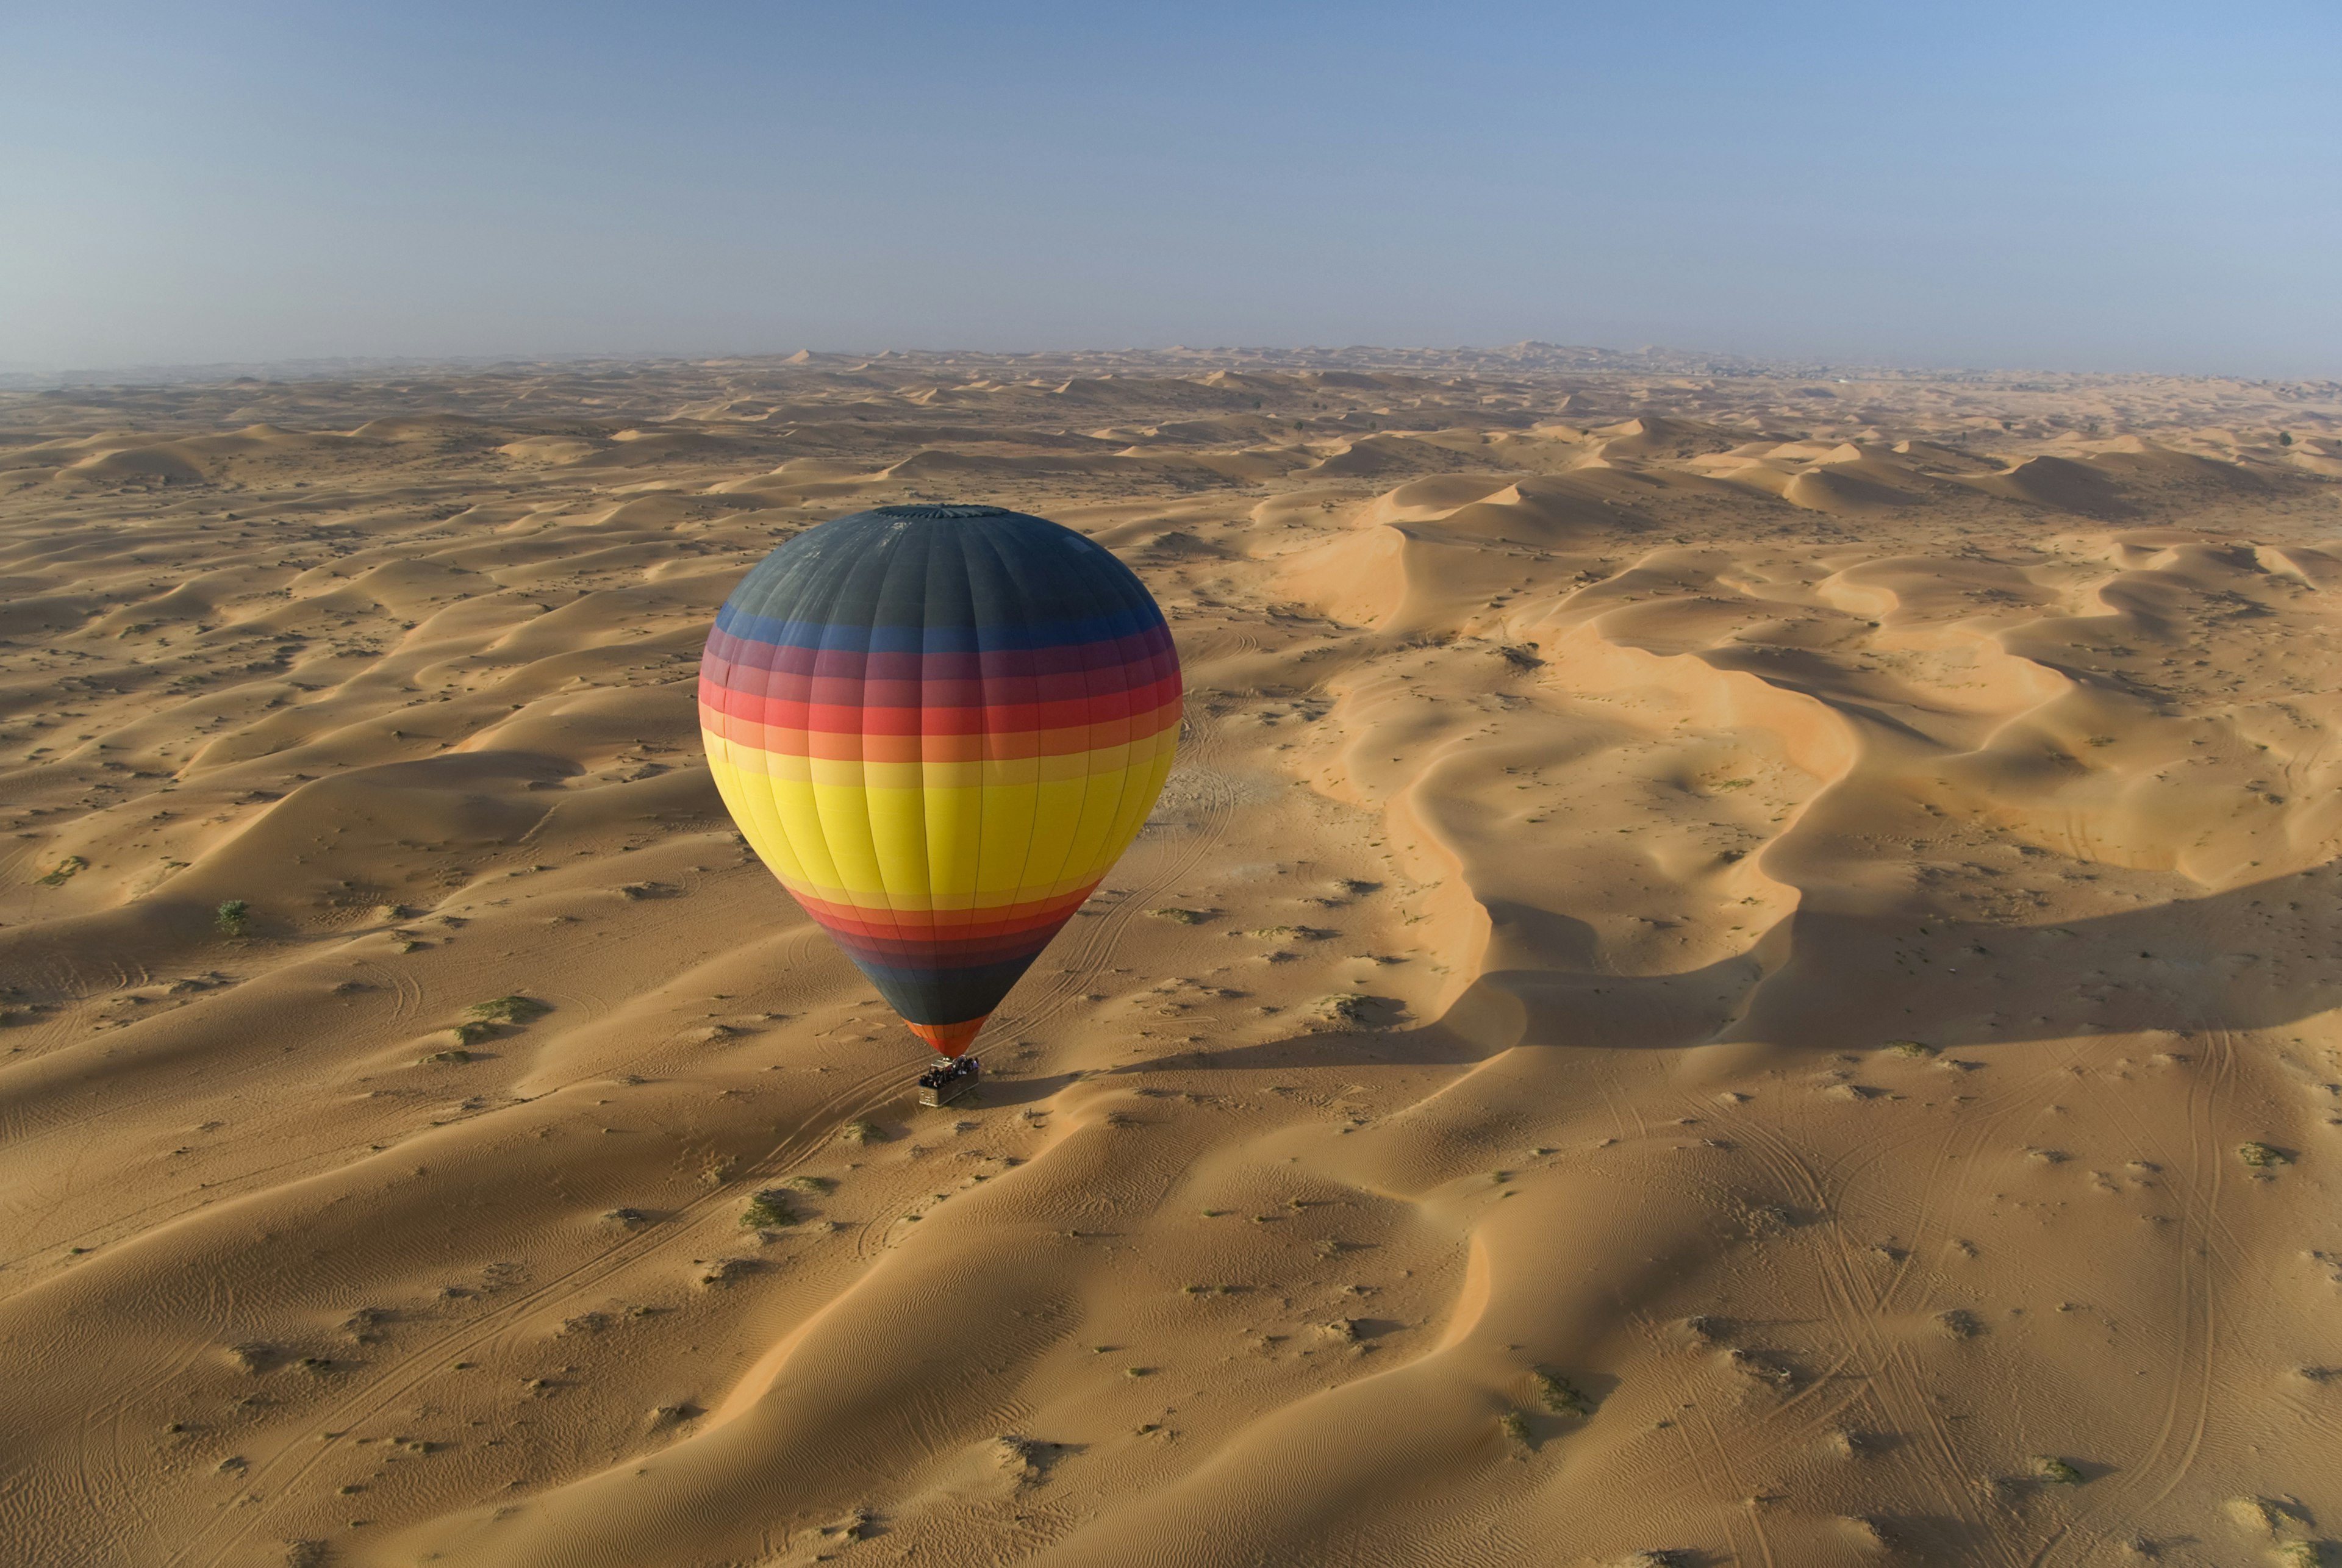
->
[848,956,1048,1026]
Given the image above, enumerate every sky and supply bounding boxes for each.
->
[4,1,2339,378]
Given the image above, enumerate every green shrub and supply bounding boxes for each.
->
[468,995,548,1024]
[1536,1369,1593,1416]
[216,900,249,937]
[740,1190,798,1229]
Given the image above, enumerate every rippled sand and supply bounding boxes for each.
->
[4,352,2340,1567]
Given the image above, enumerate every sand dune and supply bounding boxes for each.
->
[2,351,2341,1567]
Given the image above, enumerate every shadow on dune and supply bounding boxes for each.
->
[1724,857,2342,1051]
[1139,858,2342,1076]
[1117,1025,1492,1078]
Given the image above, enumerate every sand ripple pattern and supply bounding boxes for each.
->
[0,356,2337,1567]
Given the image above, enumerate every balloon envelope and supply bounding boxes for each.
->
[698,504,1182,1055]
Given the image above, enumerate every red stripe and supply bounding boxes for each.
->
[789,885,1095,939]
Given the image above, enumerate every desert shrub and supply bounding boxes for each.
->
[696,1257,757,1287]
[216,900,249,937]
[468,995,548,1024]
[1314,993,1398,1029]
[1730,1348,1797,1390]
[740,1190,798,1229]
[1536,1369,1593,1416]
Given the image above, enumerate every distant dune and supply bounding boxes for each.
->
[1,351,2340,1567]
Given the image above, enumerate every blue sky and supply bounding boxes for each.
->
[5,2,2337,374]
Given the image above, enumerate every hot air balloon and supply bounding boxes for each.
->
[698,504,1182,1094]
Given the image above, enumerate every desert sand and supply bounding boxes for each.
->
[3,348,2341,1567]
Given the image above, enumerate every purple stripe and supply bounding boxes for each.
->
[703,625,1178,707]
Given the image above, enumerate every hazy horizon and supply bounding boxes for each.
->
[7,340,2338,397]
[7,1,2338,380]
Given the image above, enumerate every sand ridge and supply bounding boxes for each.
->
[2,352,2341,1566]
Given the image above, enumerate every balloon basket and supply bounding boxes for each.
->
[917,1054,982,1108]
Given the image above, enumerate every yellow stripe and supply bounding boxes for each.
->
[708,734,809,882]
[706,742,1175,915]
[1011,773,1092,905]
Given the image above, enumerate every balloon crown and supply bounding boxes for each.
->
[870,504,1015,520]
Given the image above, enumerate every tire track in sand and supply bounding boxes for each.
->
[2028,1024,2233,1567]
